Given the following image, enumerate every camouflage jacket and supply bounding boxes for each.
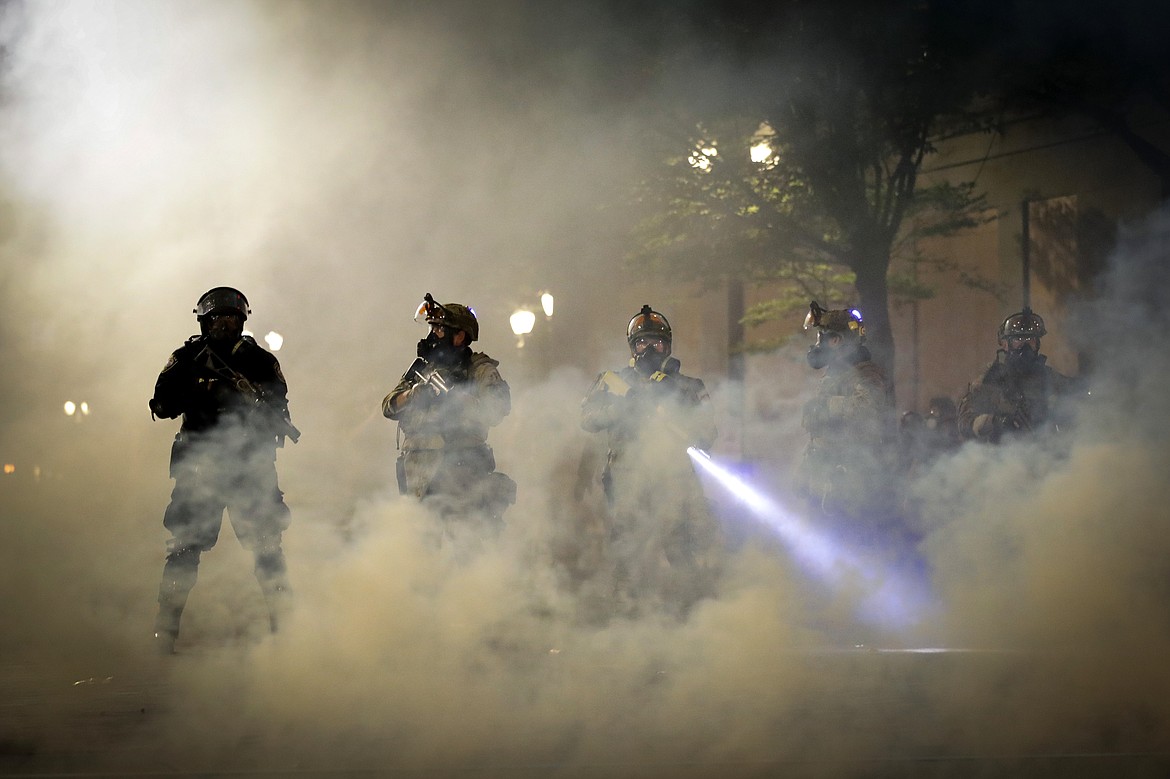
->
[383,351,510,452]
[802,359,892,453]
[580,361,716,471]
[957,352,1075,442]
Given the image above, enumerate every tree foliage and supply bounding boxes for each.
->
[629,0,1000,383]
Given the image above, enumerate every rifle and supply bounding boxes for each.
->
[590,369,632,397]
[195,345,301,444]
[402,356,455,399]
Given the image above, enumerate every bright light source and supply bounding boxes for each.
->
[79,402,90,415]
[540,292,554,318]
[687,447,936,630]
[265,331,284,351]
[64,401,76,416]
[688,145,718,171]
[3,464,14,475]
[750,142,772,163]
[510,309,536,337]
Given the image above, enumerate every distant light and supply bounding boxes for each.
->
[64,401,76,416]
[540,292,555,318]
[79,402,90,415]
[3,464,14,475]
[750,142,772,163]
[688,145,718,171]
[510,309,536,337]
[851,309,863,320]
[264,331,284,351]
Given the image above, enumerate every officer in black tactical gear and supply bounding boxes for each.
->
[149,287,298,654]
[581,304,720,618]
[958,308,1075,442]
[383,294,514,528]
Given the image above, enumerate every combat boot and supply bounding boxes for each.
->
[154,546,200,655]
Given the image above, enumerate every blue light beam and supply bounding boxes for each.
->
[687,447,935,630]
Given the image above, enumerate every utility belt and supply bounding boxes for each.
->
[170,428,277,477]
[396,443,497,495]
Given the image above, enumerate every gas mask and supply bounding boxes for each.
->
[418,329,470,374]
[806,342,830,370]
[630,335,672,377]
[203,312,243,344]
[1003,339,1041,371]
[807,330,840,369]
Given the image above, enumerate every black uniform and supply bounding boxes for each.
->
[150,333,295,648]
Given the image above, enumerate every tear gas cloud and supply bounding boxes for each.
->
[1,2,1169,776]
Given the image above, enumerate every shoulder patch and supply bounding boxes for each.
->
[160,353,179,373]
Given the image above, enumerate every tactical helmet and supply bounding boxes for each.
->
[414,293,479,342]
[626,304,672,350]
[803,300,865,341]
[998,308,1046,342]
[194,287,250,321]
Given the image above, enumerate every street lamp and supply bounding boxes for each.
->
[540,291,554,319]
[510,309,536,348]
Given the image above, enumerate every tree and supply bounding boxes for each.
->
[629,0,998,384]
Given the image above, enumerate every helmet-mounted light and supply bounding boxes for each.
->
[414,292,445,325]
[413,292,480,341]
[999,308,1047,341]
[804,301,865,340]
[626,304,672,347]
[803,301,827,330]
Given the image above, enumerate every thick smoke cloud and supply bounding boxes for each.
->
[2,2,1169,776]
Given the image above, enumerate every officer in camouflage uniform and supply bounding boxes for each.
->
[581,305,720,617]
[798,301,896,528]
[958,308,1075,442]
[149,287,298,654]
[383,294,514,526]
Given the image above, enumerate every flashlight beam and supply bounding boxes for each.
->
[688,447,934,630]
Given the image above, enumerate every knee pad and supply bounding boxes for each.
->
[164,544,203,570]
[254,549,286,579]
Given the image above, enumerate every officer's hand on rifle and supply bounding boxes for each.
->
[407,380,441,408]
[995,412,1025,431]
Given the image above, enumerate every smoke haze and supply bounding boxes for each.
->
[2,2,1169,776]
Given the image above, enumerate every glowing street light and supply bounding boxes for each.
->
[540,291,555,318]
[64,400,91,419]
[510,309,536,348]
[750,141,772,163]
[264,331,284,351]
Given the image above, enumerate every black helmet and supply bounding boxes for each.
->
[626,304,672,350]
[803,300,865,341]
[414,293,479,342]
[998,308,1046,342]
[194,287,250,321]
